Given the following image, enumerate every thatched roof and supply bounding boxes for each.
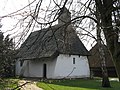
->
[17,24,90,60]
[88,44,114,67]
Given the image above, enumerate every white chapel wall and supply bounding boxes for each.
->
[22,58,57,78]
[16,54,90,79]
[53,54,90,79]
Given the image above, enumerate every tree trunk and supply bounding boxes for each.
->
[102,13,120,81]
[97,23,111,87]
[95,0,120,81]
[98,43,111,87]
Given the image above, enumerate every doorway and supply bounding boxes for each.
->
[43,64,47,78]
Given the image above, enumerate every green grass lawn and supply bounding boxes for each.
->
[37,78,120,90]
[0,78,19,90]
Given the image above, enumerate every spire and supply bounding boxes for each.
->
[58,7,71,24]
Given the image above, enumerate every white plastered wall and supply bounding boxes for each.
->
[53,54,90,79]
[16,54,90,79]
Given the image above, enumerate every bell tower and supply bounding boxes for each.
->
[58,7,71,24]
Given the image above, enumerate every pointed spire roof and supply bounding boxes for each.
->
[58,7,71,24]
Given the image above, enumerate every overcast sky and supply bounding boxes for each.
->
[0,0,52,39]
[0,0,34,15]
[0,0,78,36]
[0,0,95,50]
[0,0,64,34]
[0,0,33,33]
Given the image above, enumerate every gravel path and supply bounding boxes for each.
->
[19,80,43,90]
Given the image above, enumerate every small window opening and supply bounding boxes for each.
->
[20,60,24,67]
[73,58,75,64]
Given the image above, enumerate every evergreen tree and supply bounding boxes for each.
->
[0,31,15,77]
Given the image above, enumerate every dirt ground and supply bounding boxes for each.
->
[18,79,43,90]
